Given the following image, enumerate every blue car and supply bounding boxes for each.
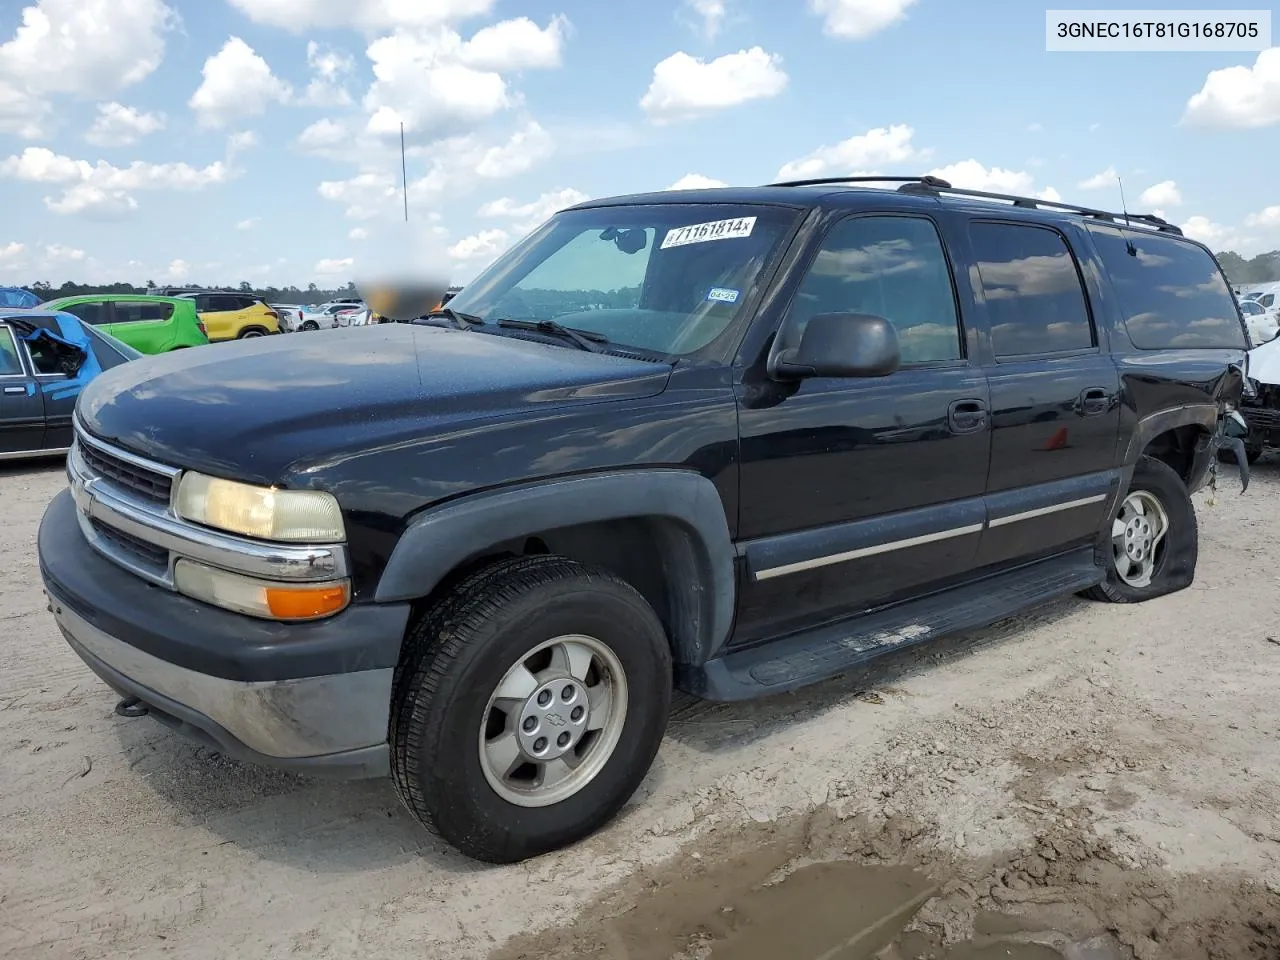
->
[1,309,141,461]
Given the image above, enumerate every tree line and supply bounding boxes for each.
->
[16,279,361,307]
[1216,250,1280,286]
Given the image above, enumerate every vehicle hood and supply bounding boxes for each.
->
[76,325,673,483]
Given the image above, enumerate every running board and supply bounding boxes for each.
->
[682,548,1103,702]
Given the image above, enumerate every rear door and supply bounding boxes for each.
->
[944,216,1121,569]
[105,300,177,352]
[196,294,242,340]
[0,323,46,455]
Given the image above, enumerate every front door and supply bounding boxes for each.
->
[948,216,1121,569]
[734,213,992,646]
[0,323,45,455]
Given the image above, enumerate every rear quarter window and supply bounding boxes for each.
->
[1089,227,1247,349]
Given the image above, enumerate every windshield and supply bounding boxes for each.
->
[441,203,801,357]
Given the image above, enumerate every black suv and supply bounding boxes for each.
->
[39,176,1249,863]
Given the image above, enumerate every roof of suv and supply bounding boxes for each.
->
[568,175,1186,243]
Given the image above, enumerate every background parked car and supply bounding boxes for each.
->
[43,294,209,354]
[269,304,307,333]
[177,292,280,340]
[0,309,140,460]
[1240,299,1278,345]
[0,286,40,308]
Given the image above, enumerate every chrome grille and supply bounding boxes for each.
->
[77,437,173,506]
[89,517,170,575]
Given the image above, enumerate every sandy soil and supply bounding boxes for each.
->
[3,456,1280,959]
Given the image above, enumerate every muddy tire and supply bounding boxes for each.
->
[1084,456,1197,604]
[390,555,672,864]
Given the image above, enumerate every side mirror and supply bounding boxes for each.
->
[772,312,901,380]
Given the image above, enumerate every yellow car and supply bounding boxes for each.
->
[179,292,280,341]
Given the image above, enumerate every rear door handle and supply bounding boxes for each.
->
[947,398,988,434]
[1075,387,1113,416]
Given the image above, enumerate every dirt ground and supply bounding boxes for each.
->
[3,456,1280,959]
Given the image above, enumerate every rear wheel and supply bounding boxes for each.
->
[238,327,266,339]
[1084,456,1197,603]
[390,555,672,863]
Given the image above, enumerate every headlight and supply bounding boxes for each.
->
[174,471,345,542]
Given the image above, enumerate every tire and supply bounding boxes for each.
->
[1083,455,1198,604]
[301,321,318,332]
[390,555,672,863]
[238,327,266,339]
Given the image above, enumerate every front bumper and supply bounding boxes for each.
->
[39,489,411,778]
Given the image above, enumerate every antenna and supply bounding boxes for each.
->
[400,121,409,222]
[1117,174,1137,256]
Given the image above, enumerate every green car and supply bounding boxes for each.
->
[43,295,210,354]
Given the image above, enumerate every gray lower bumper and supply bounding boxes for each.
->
[54,600,391,779]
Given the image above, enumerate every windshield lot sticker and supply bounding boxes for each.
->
[660,217,756,250]
[706,287,741,304]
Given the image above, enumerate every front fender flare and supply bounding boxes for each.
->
[374,470,737,664]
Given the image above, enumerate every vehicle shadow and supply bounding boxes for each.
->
[104,595,1085,876]
[662,596,1088,754]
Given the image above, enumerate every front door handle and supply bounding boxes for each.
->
[1075,387,1113,416]
[2,385,26,395]
[947,398,988,434]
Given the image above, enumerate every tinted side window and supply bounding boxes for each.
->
[1090,228,1247,349]
[114,301,174,323]
[63,302,106,325]
[1262,294,1275,308]
[0,327,22,375]
[789,215,962,363]
[207,295,239,311]
[969,222,1094,358]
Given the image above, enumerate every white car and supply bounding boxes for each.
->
[1240,299,1278,345]
[269,304,307,332]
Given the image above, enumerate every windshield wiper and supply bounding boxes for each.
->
[497,318,609,353]
[423,307,485,330]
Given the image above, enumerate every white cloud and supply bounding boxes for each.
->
[189,37,292,129]
[1078,166,1118,190]
[162,258,190,281]
[0,242,25,269]
[1027,122,1043,133]
[640,47,787,123]
[776,124,919,181]
[0,0,175,138]
[349,227,369,240]
[1180,215,1245,250]
[225,0,495,33]
[44,243,84,261]
[1245,206,1280,229]
[666,173,728,190]
[296,117,350,158]
[227,130,259,160]
[1183,48,1280,128]
[479,187,589,233]
[448,228,510,263]
[1139,180,1182,209]
[315,256,354,275]
[85,102,165,147]
[685,0,726,39]
[319,122,557,220]
[0,146,230,218]
[1039,186,1062,203]
[362,17,567,140]
[236,217,260,230]
[809,0,916,39]
[929,159,1045,196]
[304,40,354,106]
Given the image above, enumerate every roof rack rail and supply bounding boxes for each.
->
[765,174,954,190]
[895,181,1184,236]
[763,175,1183,237]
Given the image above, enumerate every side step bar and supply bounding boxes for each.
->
[681,549,1103,702]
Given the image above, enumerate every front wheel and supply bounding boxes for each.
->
[1083,455,1197,603]
[390,555,672,863]
[300,321,319,332]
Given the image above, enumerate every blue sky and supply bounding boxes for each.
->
[0,0,1277,289]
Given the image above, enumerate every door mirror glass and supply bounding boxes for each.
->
[773,312,901,380]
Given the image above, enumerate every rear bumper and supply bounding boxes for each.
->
[39,488,408,778]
